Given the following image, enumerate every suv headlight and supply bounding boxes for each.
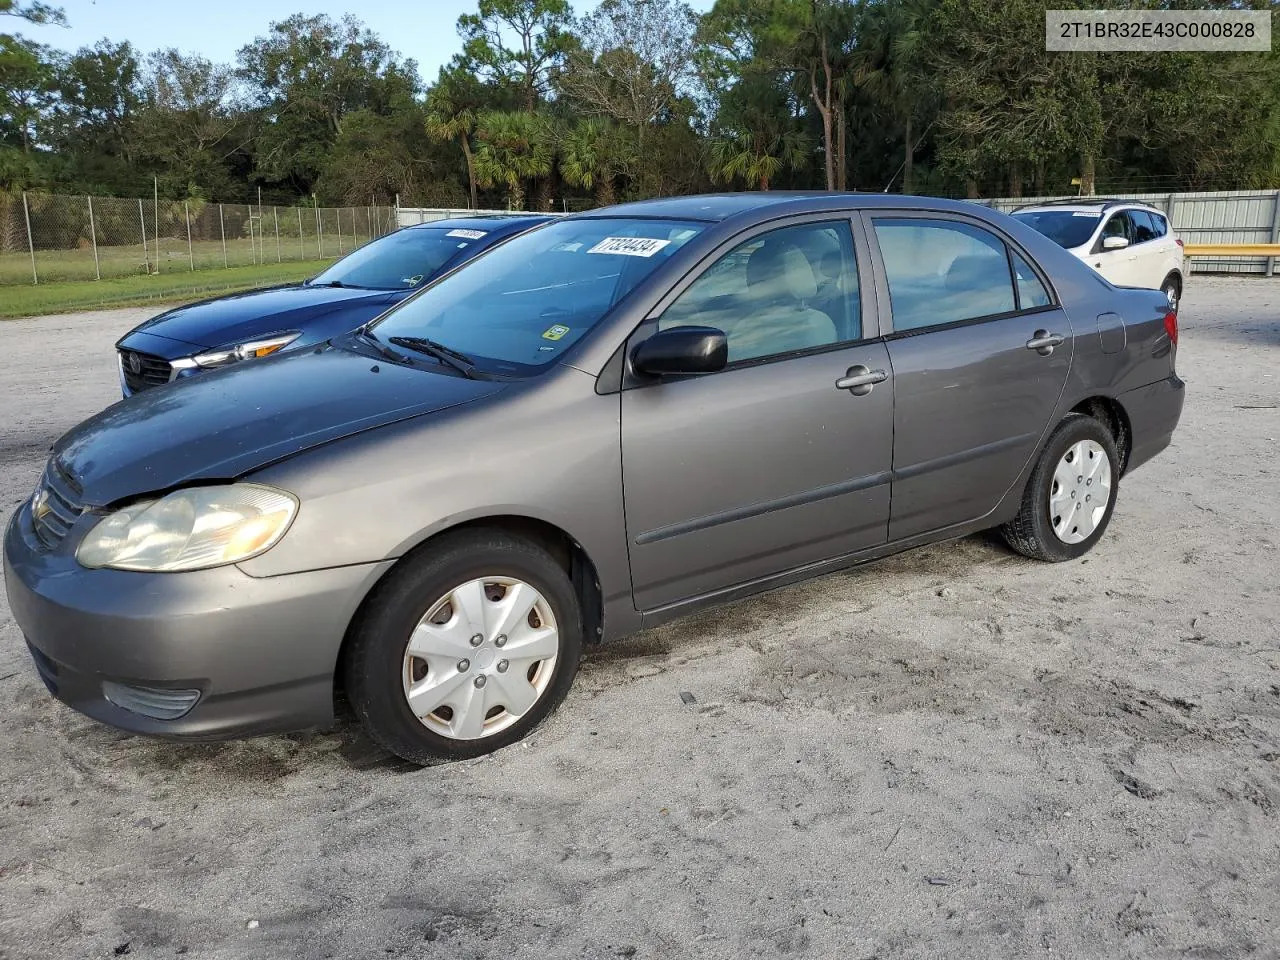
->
[175,332,302,370]
[77,484,298,572]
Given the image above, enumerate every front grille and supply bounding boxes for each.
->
[119,349,172,393]
[32,459,84,549]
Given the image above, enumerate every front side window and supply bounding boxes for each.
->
[368,218,703,376]
[872,219,1016,332]
[310,226,491,291]
[659,221,860,363]
[1100,213,1131,244]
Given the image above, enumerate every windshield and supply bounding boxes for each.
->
[1012,210,1101,249]
[309,225,495,290]
[367,217,704,376]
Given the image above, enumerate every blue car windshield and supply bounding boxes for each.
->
[367,217,704,375]
[309,225,494,291]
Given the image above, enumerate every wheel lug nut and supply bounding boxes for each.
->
[469,634,483,647]
[497,659,509,673]
[495,635,507,648]
[458,659,470,672]
[474,675,487,688]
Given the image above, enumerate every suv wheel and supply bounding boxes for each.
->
[1160,274,1181,313]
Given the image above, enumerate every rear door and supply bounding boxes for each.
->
[621,217,894,612]
[1126,209,1170,290]
[864,214,1073,541]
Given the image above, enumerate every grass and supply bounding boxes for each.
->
[0,260,335,319]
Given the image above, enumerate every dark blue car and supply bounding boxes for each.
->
[115,214,553,396]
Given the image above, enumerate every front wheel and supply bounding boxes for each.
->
[1001,414,1120,562]
[343,529,583,763]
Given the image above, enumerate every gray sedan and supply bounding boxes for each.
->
[4,193,1184,763]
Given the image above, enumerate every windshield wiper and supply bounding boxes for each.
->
[312,279,369,289]
[387,336,478,379]
[352,327,407,364]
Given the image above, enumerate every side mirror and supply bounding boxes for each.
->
[631,325,728,376]
[1102,236,1130,251]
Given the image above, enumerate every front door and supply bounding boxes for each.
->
[621,218,894,613]
[865,214,1073,541]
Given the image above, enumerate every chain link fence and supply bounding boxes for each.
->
[0,191,398,285]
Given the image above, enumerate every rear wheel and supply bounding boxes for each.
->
[1160,274,1181,314]
[1002,414,1120,562]
[343,529,583,763]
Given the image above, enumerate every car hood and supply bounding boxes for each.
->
[122,284,401,352]
[53,345,505,507]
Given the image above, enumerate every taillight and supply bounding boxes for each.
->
[1163,310,1178,345]
[1175,238,1184,249]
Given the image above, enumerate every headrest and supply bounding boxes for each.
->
[747,240,818,302]
[945,254,1002,293]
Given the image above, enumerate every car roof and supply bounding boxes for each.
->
[571,191,1006,224]
[405,214,555,233]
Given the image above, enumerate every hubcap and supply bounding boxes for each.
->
[401,576,559,740]
[1048,439,1112,545]
[1164,284,1178,311]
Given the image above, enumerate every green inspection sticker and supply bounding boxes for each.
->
[541,324,570,341]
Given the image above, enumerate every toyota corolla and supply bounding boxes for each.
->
[5,193,1183,764]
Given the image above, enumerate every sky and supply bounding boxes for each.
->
[20,0,717,83]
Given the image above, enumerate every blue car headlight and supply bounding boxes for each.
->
[174,332,302,371]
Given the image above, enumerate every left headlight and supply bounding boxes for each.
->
[77,484,299,572]
[179,332,302,370]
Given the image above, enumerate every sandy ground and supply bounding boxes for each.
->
[0,279,1278,960]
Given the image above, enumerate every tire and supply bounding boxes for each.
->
[342,529,583,764]
[1001,414,1120,562]
[1160,273,1181,314]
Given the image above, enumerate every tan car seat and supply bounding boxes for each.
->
[718,240,837,362]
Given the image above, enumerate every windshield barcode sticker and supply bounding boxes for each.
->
[1072,211,1101,217]
[587,237,671,257]
[446,229,487,240]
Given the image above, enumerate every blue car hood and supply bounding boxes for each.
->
[121,284,401,353]
[53,344,505,507]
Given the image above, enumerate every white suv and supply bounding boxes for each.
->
[1012,200,1185,312]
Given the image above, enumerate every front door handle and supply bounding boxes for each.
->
[1026,330,1065,356]
[835,365,888,396]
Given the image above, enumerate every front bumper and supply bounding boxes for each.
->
[3,504,392,740]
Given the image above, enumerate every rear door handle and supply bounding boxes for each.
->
[1026,330,1065,356]
[835,365,888,396]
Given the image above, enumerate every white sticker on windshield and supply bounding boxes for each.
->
[587,237,671,257]
[446,228,487,240]
[1071,211,1102,217]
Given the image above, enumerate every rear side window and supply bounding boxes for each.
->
[1130,210,1158,244]
[1150,213,1169,238]
[872,219,1016,331]
[1011,252,1051,308]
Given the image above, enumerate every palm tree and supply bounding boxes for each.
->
[559,119,634,206]
[472,110,555,210]
[425,65,484,208]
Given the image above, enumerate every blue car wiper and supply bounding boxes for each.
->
[352,328,407,364]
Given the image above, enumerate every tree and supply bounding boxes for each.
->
[472,109,554,208]
[238,14,420,194]
[134,49,246,199]
[560,118,635,204]
[458,0,574,113]
[854,0,934,193]
[315,105,440,204]
[425,62,486,208]
[0,0,65,25]
[705,71,809,190]
[559,0,697,135]
[0,34,55,153]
